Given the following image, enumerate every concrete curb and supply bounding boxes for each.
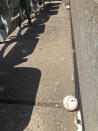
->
[70,0,98,131]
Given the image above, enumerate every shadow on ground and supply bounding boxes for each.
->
[0,67,41,131]
[0,3,60,131]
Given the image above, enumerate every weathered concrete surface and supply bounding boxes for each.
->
[70,0,98,131]
[0,104,74,131]
[0,2,75,131]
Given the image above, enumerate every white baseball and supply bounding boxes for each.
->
[63,96,78,111]
[66,5,70,10]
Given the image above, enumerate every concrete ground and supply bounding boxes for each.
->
[0,2,75,131]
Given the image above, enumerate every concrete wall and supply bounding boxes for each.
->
[70,0,98,131]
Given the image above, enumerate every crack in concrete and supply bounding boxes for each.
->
[0,100,63,108]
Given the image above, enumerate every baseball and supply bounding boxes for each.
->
[63,96,78,111]
[66,5,70,10]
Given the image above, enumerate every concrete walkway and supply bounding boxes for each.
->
[0,2,75,131]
